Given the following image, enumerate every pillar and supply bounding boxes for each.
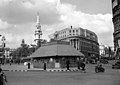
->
[71,39,73,46]
[76,39,77,50]
[78,39,80,50]
[74,39,76,48]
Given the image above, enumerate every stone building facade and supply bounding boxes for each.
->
[50,26,99,60]
[112,0,120,49]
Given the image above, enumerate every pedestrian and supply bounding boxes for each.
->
[9,60,12,66]
[28,62,30,69]
[43,62,46,70]
[97,60,101,67]
[66,60,70,70]
[77,59,80,70]
[0,68,7,85]
[79,60,86,73]
[81,62,86,71]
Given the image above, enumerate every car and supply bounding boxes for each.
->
[100,59,109,64]
[112,61,120,69]
[89,59,96,64]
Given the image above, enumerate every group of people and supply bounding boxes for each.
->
[0,67,7,85]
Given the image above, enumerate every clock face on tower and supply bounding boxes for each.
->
[112,0,118,8]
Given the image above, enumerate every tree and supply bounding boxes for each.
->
[11,39,30,59]
[10,39,48,61]
[20,39,30,57]
[28,46,36,55]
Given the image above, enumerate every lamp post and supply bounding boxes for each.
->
[1,36,6,64]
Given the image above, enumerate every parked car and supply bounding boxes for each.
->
[112,61,120,69]
[89,59,96,64]
[100,59,109,64]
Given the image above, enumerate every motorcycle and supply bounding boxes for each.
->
[95,65,105,73]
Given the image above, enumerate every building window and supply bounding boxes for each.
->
[73,30,75,33]
[76,30,78,32]
[69,30,71,33]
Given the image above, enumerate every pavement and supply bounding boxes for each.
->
[1,60,119,73]
[1,63,83,72]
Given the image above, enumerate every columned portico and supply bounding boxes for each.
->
[70,38,79,50]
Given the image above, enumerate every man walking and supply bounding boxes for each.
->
[66,60,70,70]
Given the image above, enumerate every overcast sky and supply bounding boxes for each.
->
[0,0,113,48]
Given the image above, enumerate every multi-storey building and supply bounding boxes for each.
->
[99,45,106,56]
[50,26,99,60]
[112,0,120,58]
[112,0,120,49]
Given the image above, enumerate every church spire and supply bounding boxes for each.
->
[36,12,41,27]
[34,12,42,48]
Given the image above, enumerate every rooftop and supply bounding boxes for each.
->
[30,41,84,58]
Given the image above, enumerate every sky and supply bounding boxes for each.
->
[0,0,114,48]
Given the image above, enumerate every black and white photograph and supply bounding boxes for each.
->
[0,0,120,85]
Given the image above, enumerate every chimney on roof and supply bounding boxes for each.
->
[71,26,72,29]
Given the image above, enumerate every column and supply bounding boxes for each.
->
[76,39,78,50]
[71,39,73,47]
[78,39,80,50]
[77,39,79,50]
[74,39,76,48]
[71,39,73,46]
[70,39,71,45]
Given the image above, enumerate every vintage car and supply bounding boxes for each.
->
[100,59,109,64]
[89,59,96,64]
[112,61,120,69]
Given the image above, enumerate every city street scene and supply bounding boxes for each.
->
[0,0,120,85]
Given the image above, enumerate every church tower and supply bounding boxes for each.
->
[34,12,42,48]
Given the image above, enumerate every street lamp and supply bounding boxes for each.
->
[1,36,6,64]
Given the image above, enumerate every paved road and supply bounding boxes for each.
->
[5,70,120,85]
